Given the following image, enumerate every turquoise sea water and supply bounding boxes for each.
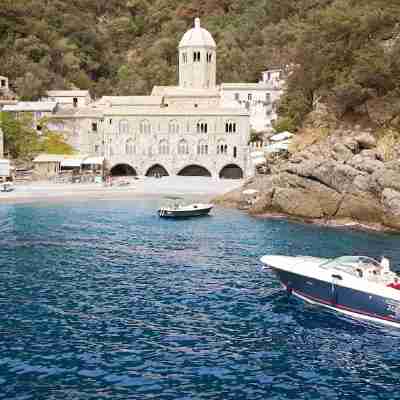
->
[1,199,400,399]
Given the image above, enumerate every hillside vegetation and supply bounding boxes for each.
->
[1,0,400,131]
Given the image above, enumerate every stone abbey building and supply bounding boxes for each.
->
[47,18,250,179]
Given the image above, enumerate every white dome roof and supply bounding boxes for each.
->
[179,18,216,48]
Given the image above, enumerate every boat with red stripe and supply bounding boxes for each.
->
[260,255,400,328]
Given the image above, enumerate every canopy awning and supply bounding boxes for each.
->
[33,154,66,163]
[82,156,105,165]
[252,157,266,166]
[242,189,259,195]
[264,142,290,154]
[270,131,294,142]
[250,151,264,158]
[60,158,84,168]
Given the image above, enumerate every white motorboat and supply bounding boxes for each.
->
[260,254,400,327]
[158,197,213,218]
[1,182,14,192]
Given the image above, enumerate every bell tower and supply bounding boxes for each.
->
[178,18,216,89]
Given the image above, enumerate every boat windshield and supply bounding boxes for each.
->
[319,256,382,274]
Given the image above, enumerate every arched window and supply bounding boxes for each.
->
[168,120,180,134]
[140,119,151,135]
[178,139,189,155]
[206,53,212,63]
[119,119,129,135]
[125,139,135,155]
[159,139,169,155]
[197,140,208,155]
[196,120,208,134]
[217,140,228,155]
[225,120,237,133]
[193,51,201,62]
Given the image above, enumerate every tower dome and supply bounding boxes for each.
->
[179,18,216,49]
[178,18,217,89]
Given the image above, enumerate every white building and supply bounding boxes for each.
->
[44,90,92,109]
[220,68,285,133]
[3,102,58,133]
[0,76,9,95]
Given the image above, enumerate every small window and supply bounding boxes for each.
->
[94,144,99,154]
[197,141,208,155]
[234,93,240,101]
[119,120,129,134]
[225,121,236,133]
[140,120,151,134]
[248,93,252,101]
[109,119,112,125]
[1,80,6,87]
[168,120,179,134]
[233,146,237,158]
[92,122,98,132]
[265,93,271,103]
[159,139,169,155]
[196,121,208,134]
[178,139,189,155]
[73,98,78,108]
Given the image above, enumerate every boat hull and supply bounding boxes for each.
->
[272,267,400,327]
[158,206,212,218]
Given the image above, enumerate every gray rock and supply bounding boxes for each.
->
[381,188,400,229]
[336,194,383,222]
[313,162,361,192]
[332,143,353,162]
[249,190,274,214]
[347,154,384,174]
[343,137,359,153]
[274,172,342,217]
[284,159,325,178]
[372,169,400,192]
[382,188,400,215]
[385,160,400,172]
[286,160,361,193]
[360,149,382,160]
[355,132,377,149]
[351,175,373,193]
[272,188,324,218]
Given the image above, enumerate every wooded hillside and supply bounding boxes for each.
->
[1,0,400,131]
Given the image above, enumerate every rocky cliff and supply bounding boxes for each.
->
[215,130,400,232]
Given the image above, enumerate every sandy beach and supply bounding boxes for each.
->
[0,176,243,204]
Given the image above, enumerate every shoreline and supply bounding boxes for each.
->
[0,177,243,205]
[251,210,399,235]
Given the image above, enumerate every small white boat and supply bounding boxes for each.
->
[1,182,14,192]
[158,197,213,218]
[260,254,400,328]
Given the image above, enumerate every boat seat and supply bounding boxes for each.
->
[387,282,400,290]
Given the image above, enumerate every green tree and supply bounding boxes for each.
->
[0,112,40,159]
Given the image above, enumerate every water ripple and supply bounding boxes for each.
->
[1,199,400,399]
